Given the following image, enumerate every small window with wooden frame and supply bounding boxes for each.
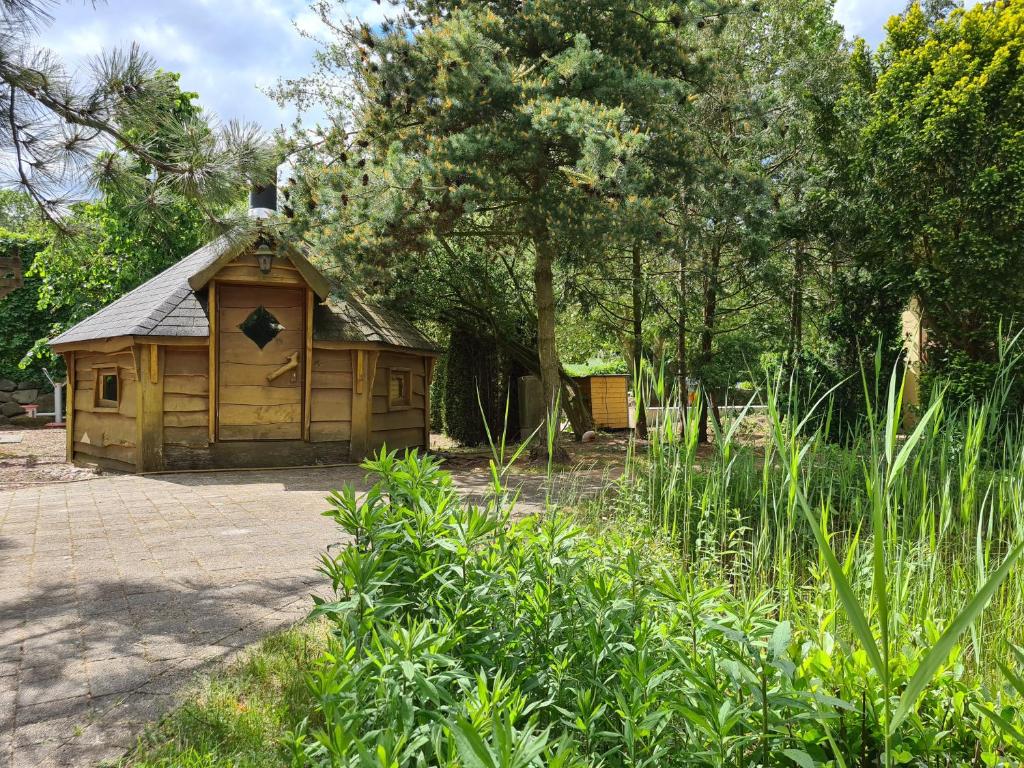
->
[94,367,120,410]
[388,368,412,410]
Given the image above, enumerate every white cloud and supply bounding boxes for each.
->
[129,23,201,65]
[834,0,905,45]
[32,0,363,130]
[44,23,108,60]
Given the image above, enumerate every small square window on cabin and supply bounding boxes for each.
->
[389,369,412,409]
[95,369,119,408]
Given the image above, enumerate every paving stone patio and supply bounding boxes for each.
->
[0,467,366,768]
[0,462,601,767]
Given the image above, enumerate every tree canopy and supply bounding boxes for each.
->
[280,0,744,456]
[4,74,228,376]
[861,1,1024,393]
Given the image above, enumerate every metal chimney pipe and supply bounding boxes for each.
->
[248,183,277,217]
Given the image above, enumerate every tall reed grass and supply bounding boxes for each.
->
[607,346,1024,764]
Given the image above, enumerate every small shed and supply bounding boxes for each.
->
[49,206,439,472]
[575,374,630,430]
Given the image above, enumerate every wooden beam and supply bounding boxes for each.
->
[135,343,165,472]
[133,335,207,347]
[64,351,75,463]
[354,349,364,395]
[365,348,380,447]
[423,355,435,451]
[186,232,254,292]
[350,350,368,459]
[350,349,380,460]
[208,280,217,444]
[282,242,333,299]
[303,287,313,440]
[50,337,135,355]
[212,273,305,289]
[185,230,332,299]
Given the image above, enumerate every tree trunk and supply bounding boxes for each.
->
[631,242,649,440]
[697,241,721,445]
[786,241,805,373]
[533,236,571,463]
[677,234,688,419]
[561,378,593,438]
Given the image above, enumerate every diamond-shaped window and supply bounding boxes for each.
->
[239,306,284,349]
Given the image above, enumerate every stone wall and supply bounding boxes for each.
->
[0,378,55,427]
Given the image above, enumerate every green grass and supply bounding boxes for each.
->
[117,621,331,768]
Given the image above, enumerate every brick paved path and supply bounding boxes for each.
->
[0,464,605,767]
[0,468,365,768]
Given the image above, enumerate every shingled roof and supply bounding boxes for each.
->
[315,292,439,350]
[49,228,438,353]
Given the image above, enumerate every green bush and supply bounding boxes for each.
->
[430,350,447,433]
[440,330,516,446]
[563,355,627,377]
[295,446,1024,766]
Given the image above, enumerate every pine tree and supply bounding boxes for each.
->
[282,0,726,461]
[0,0,273,226]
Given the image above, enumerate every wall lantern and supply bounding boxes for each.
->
[254,235,275,274]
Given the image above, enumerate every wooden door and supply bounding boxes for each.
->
[216,284,305,440]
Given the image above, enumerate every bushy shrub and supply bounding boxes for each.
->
[296,450,1024,766]
[0,230,65,383]
[563,355,627,377]
[440,330,514,446]
[430,350,447,433]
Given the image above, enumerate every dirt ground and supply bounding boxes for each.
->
[0,427,99,490]
[433,432,631,472]
[0,427,632,491]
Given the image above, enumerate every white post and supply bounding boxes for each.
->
[42,367,65,425]
[53,381,64,425]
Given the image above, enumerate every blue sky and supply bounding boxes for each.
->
[35,0,909,132]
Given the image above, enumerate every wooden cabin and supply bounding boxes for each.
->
[49,220,439,473]
[574,374,630,430]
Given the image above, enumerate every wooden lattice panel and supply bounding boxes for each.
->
[0,256,23,300]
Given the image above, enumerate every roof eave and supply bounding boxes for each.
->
[186,231,331,300]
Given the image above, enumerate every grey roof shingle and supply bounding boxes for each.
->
[315,291,439,352]
[49,233,235,346]
[49,229,439,353]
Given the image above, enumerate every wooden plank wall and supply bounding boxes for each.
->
[136,344,165,472]
[214,253,305,287]
[72,349,137,469]
[309,348,354,442]
[371,352,428,452]
[217,284,304,441]
[589,375,629,429]
[163,348,210,449]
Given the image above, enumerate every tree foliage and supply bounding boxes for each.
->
[281,0,731,457]
[29,183,210,332]
[7,76,226,373]
[0,0,273,225]
[866,2,1024,380]
[0,229,64,383]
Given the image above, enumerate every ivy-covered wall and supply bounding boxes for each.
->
[0,230,61,386]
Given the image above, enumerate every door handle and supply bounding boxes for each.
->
[267,352,300,383]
